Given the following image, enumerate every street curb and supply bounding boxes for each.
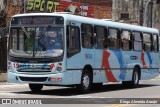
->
[0,73,7,82]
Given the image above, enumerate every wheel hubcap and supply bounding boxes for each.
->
[83,74,90,89]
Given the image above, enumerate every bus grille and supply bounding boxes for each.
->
[19,77,48,82]
[17,69,51,74]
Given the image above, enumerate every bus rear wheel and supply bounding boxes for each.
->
[130,68,140,87]
[122,67,140,88]
[76,69,92,93]
[29,84,43,92]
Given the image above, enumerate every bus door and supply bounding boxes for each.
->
[66,23,94,84]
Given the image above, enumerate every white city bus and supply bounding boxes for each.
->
[7,12,160,93]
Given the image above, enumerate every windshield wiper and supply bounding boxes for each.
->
[21,26,30,38]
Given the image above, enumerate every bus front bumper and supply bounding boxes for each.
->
[7,71,72,85]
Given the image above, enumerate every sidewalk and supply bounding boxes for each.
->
[0,82,9,85]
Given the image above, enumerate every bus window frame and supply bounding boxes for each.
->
[153,34,159,53]
[143,32,152,52]
[67,25,81,58]
[108,27,121,50]
[132,31,143,51]
[81,23,94,49]
[121,29,133,51]
[94,25,108,49]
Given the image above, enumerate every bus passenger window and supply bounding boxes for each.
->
[108,28,120,49]
[143,33,151,52]
[81,24,93,48]
[95,26,107,49]
[121,30,131,50]
[67,26,80,57]
[153,35,159,52]
[133,32,142,51]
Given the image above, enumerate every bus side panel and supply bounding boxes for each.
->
[95,49,122,83]
[94,49,106,83]
[122,51,142,81]
[67,49,95,84]
[72,70,82,84]
[141,52,159,80]
[92,70,104,83]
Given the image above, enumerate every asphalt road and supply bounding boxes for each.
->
[0,78,160,107]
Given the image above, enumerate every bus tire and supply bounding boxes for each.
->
[29,84,43,92]
[130,67,140,87]
[122,67,140,88]
[76,69,92,93]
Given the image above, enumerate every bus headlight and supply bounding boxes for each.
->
[54,63,63,73]
[56,67,62,72]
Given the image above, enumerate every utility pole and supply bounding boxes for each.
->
[149,0,153,27]
[143,0,153,27]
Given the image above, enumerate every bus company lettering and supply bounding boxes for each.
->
[27,0,60,12]
[84,54,92,59]
[130,56,138,60]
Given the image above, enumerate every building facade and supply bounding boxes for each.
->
[74,0,112,19]
[112,0,160,30]
[5,0,112,20]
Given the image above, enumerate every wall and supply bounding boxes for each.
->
[112,0,160,30]
[73,0,112,19]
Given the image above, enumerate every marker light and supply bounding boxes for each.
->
[58,63,62,66]
[8,61,11,70]
[50,63,55,70]
[49,77,62,82]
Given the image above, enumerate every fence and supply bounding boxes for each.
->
[0,28,8,73]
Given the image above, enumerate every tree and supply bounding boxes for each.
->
[0,0,7,27]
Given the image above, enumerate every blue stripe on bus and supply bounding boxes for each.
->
[112,50,126,80]
[146,52,152,67]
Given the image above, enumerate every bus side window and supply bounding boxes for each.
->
[133,32,142,51]
[95,26,107,49]
[121,30,132,50]
[67,25,80,58]
[143,33,151,52]
[153,34,159,52]
[81,24,94,48]
[108,28,120,49]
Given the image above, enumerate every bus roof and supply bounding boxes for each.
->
[12,12,159,34]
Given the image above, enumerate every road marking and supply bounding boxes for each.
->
[0,92,19,96]
[0,84,28,89]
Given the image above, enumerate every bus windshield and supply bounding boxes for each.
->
[9,26,64,58]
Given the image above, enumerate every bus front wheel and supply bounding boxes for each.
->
[29,84,43,92]
[76,69,92,93]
